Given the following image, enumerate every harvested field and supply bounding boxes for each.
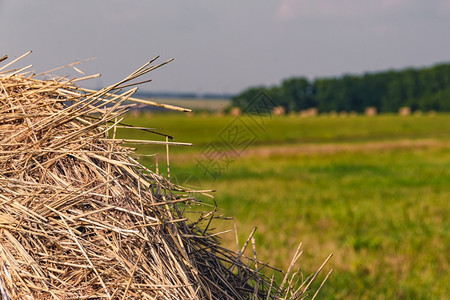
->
[119,113,450,299]
[167,138,450,163]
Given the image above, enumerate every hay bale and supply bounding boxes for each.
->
[365,106,377,116]
[300,108,318,117]
[272,106,285,116]
[398,106,411,116]
[229,107,241,116]
[0,53,330,299]
[329,110,338,118]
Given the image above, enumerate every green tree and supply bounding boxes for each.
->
[280,77,314,112]
[230,62,450,113]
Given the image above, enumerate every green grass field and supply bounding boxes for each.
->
[118,113,449,299]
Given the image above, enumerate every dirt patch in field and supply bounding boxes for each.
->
[169,139,450,162]
[243,139,450,157]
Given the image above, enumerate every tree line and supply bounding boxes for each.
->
[231,63,450,113]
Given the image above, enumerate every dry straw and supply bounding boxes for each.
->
[0,52,331,299]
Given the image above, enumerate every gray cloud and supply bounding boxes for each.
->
[1,1,449,94]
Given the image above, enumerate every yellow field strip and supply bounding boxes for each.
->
[243,139,450,157]
[170,139,450,161]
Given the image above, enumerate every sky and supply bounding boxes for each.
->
[1,0,450,95]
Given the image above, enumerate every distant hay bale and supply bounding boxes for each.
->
[130,108,141,117]
[399,106,411,116]
[365,106,377,116]
[310,108,318,117]
[300,108,318,117]
[229,106,241,116]
[272,106,285,116]
[0,52,331,299]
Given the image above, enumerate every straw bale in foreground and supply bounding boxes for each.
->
[0,53,331,299]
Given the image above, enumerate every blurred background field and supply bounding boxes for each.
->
[117,112,450,299]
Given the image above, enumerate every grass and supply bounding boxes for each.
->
[120,113,450,151]
[209,149,449,299]
[119,113,450,299]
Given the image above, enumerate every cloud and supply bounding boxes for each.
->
[370,24,398,35]
[103,9,140,22]
[437,0,450,12]
[275,0,410,21]
[276,0,298,21]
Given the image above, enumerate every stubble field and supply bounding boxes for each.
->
[118,112,450,299]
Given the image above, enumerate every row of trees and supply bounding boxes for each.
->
[231,63,450,113]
